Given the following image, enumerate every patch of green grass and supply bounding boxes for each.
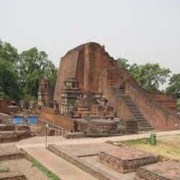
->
[114,136,180,160]
[22,150,59,180]
[121,138,150,146]
[0,167,9,173]
[28,158,59,180]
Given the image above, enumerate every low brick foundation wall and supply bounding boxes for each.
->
[98,148,156,173]
[0,131,31,143]
[62,132,86,139]
[134,161,180,180]
[0,145,24,161]
[0,172,27,180]
[40,107,75,132]
[48,144,110,180]
[0,125,15,131]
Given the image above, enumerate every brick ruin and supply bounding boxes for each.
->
[98,147,157,173]
[38,78,52,107]
[0,100,11,114]
[135,161,180,180]
[40,42,180,135]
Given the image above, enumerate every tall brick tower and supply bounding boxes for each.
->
[38,78,52,107]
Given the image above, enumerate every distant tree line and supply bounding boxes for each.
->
[117,58,180,97]
[0,40,179,101]
[0,40,57,101]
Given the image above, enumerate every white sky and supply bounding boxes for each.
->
[0,0,180,74]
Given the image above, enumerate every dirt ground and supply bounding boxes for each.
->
[0,159,48,180]
[114,134,180,160]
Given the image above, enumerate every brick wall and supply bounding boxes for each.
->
[53,42,180,131]
[125,82,180,130]
[148,92,177,111]
[40,107,75,131]
[0,100,11,114]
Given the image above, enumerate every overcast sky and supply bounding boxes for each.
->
[0,0,180,74]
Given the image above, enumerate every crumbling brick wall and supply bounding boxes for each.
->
[0,100,11,114]
[53,42,180,131]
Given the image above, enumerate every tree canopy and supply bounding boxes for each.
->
[0,40,57,100]
[166,73,180,97]
[0,58,21,100]
[116,58,171,91]
[19,47,57,99]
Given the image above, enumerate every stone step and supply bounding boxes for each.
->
[138,124,151,127]
[126,105,138,108]
[135,116,146,119]
[137,119,150,123]
[134,113,144,116]
[113,88,154,131]
[138,124,152,128]
[138,128,154,131]
[138,123,152,126]
[139,126,154,129]
[135,116,145,119]
[137,121,149,124]
[131,111,141,114]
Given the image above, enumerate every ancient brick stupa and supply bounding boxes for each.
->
[40,42,180,136]
[38,78,52,107]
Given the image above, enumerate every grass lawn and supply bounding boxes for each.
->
[112,134,180,161]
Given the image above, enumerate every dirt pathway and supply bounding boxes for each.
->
[10,129,180,148]
[23,147,97,180]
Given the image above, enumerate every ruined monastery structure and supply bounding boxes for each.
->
[40,42,180,136]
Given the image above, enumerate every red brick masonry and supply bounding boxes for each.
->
[98,147,157,173]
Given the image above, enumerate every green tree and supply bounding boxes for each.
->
[0,40,57,100]
[19,47,57,99]
[0,58,21,100]
[0,41,21,100]
[0,40,19,65]
[166,73,180,97]
[130,63,171,91]
[116,58,130,70]
[116,58,171,91]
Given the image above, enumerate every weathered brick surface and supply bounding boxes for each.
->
[40,107,75,131]
[0,145,24,161]
[52,42,180,131]
[148,91,177,111]
[0,100,11,114]
[125,83,180,130]
[134,161,180,180]
[0,131,31,143]
[48,144,110,180]
[0,172,27,180]
[98,147,156,173]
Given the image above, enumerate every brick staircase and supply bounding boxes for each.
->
[112,87,154,131]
